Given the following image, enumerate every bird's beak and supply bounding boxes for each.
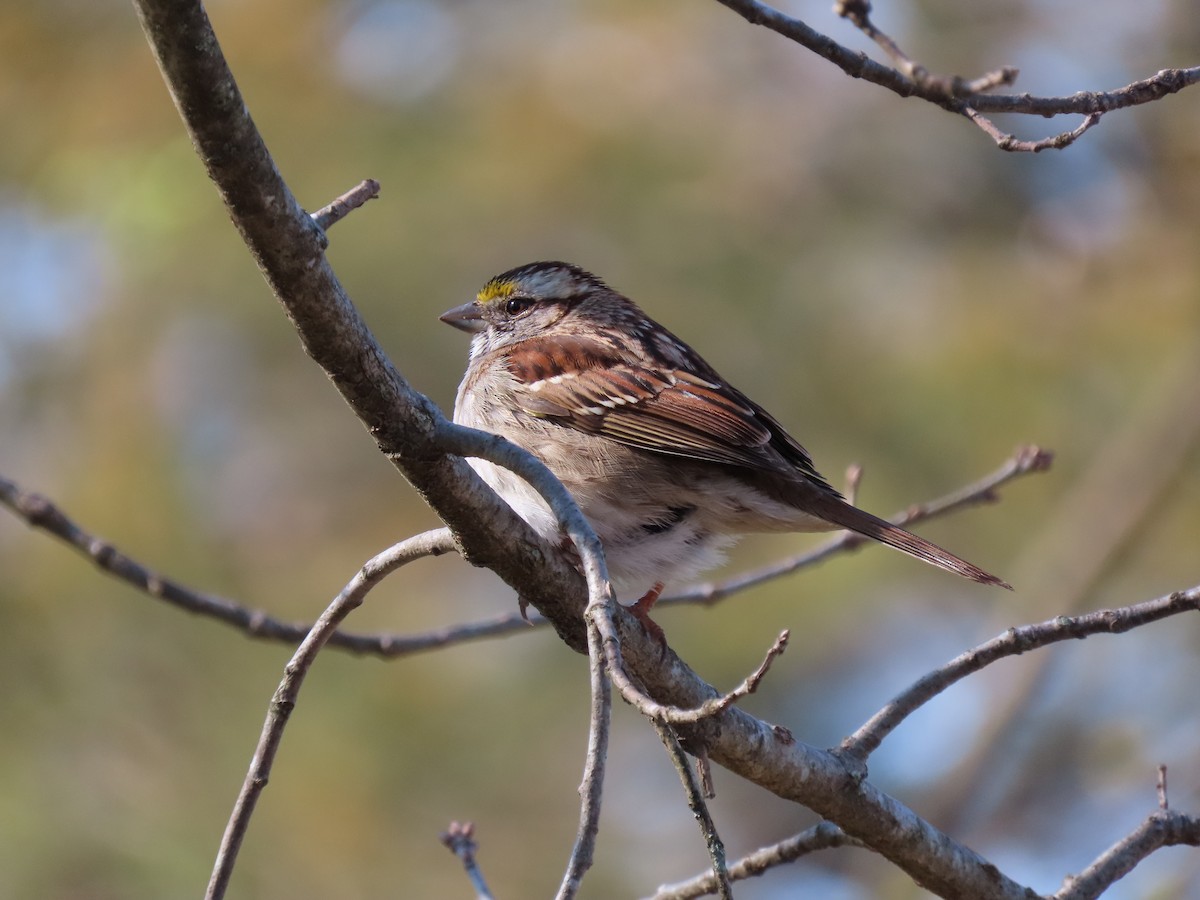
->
[439,301,486,334]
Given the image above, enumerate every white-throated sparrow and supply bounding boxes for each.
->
[442,262,1008,603]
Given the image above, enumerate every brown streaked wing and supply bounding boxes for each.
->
[507,336,778,468]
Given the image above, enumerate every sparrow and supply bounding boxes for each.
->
[441,261,1008,614]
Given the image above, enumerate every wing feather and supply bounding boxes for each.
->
[506,335,800,471]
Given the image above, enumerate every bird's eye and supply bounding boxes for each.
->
[504,297,533,316]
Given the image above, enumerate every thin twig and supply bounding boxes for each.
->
[434,419,615,626]
[928,354,1200,833]
[695,754,715,800]
[1053,808,1200,900]
[435,422,620,900]
[437,420,621,897]
[441,821,495,900]
[310,178,381,231]
[0,474,468,654]
[839,586,1200,762]
[648,821,860,900]
[834,0,1018,98]
[652,720,733,900]
[965,108,1103,153]
[0,447,1049,659]
[842,463,863,507]
[205,531,448,900]
[661,445,1052,610]
[660,630,790,725]
[1157,765,1168,811]
[589,596,790,726]
[556,621,612,900]
[713,0,1200,149]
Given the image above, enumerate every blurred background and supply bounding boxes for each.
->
[1,0,1198,897]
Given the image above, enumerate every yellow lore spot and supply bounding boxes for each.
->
[478,279,517,303]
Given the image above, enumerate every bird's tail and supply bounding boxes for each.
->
[810,496,1011,589]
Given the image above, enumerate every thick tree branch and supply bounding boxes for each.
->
[132,0,598,654]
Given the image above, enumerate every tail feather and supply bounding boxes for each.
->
[812,495,1011,590]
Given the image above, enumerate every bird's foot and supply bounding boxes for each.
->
[625,582,668,657]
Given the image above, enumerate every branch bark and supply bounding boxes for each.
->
[207,531,451,900]
[0,447,1051,660]
[132,0,597,653]
[841,587,1200,762]
[713,0,1200,150]
[441,821,496,900]
[649,821,860,900]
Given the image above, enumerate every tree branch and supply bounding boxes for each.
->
[834,0,1018,97]
[840,587,1200,762]
[440,821,495,900]
[132,0,599,656]
[660,445,1051,610]
[649,821,861,900]
[206,531,450,900]
[964,108,1104,153]
[607,629,789,727]
[310,178,380,231]
[556,621,612,900]
[924,351,1200,834]
[653,720,733,900]
[0,475,487,654]
[0,447,1049,660]
[1054,805,1200,900]
[713,0,1200,149]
